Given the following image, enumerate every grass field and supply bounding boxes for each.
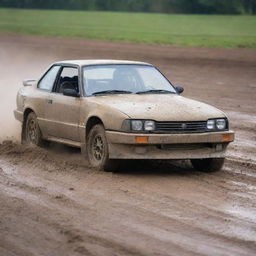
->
[0,8,256,48]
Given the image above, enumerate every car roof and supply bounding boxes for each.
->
[54,59,152,67]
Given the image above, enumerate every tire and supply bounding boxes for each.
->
[87,124,119,172]
[25,112,44,146]
[191,158,225,172]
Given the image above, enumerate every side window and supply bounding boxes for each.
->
[38,65,60,91]
[55,67,79,94]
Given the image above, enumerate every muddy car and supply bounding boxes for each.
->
[14,60,234,172]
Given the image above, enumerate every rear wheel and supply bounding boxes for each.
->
[25,112,44,146]
[87,124,119,172]
[191,158,225,172]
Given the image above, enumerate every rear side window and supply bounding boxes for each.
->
[38,65,60,91]
[55,67,79,94]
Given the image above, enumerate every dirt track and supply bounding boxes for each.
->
[0,34,256,256]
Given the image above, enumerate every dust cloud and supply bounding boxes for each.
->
[0,34,98,143]
[0,39,58,142]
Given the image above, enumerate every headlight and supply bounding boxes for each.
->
[207,118,227,131]
[131,120,143,131]
[121,120,156,132]
[144,121,155,131]
[216,119,226,130]
[207,119,215,130]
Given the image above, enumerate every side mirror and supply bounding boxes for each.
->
[63,88,79,97]
[175,85,184,94]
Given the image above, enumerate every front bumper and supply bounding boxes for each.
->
[106,130,234,159]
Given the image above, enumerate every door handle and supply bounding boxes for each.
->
[46,99,53,104]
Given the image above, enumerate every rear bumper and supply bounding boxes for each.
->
[14,110,23,122]
[106,130,234,159]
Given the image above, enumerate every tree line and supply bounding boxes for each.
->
[0,0,255,14]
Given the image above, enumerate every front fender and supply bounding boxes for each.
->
[79,100,129,143]
[85,104,129,130]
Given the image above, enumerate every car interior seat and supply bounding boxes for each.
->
[59,76,78,93]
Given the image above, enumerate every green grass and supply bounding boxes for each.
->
[0,8,256,48]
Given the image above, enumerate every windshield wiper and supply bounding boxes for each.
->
[136,89,176,94]
[92,90,133,96]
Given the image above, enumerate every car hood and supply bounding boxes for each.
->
[88,94,226,121]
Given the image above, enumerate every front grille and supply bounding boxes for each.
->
[155,121,207,133]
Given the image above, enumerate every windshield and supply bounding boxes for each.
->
[83,64,176,96]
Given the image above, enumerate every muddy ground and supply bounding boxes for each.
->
[0,34,256,256]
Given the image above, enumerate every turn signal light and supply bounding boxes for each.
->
[222,134,234,142]
[135,136,149,143]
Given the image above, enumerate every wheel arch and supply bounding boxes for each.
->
[23,108,35,121]
[85,116,104,139]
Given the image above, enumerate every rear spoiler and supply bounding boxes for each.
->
[23,79,37,86]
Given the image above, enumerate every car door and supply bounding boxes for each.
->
[45,66,81,142]
[36,65,61,137]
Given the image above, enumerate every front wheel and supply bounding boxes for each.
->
[87,124,119,172]
[191,158,225,172]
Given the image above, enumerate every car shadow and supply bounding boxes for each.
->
[45,142,199,177]
[115,159,198,176]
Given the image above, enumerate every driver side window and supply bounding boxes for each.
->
[55,67,79,94]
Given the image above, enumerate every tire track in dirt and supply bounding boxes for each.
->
[1,141,256,255]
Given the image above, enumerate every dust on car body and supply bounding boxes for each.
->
[14,60,234,172]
